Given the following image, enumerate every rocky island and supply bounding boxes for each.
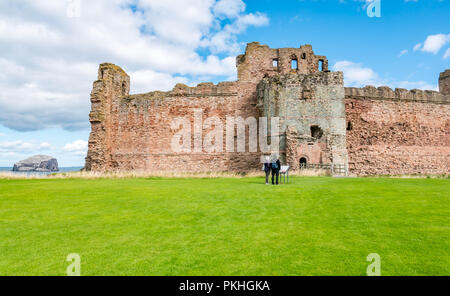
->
[12,155,59,172]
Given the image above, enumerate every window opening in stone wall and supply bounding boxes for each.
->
[291,59,298,70]
[301,53,306,59]
[310,125,323,139]
[272,59,278,67]
[300,157,307,167]
[122,82,127,96]
[319,60,324,71]
[347,121,353,131]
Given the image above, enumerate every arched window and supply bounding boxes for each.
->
[299,157,307,168]
[301,53,306,59]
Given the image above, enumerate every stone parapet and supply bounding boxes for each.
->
[345,86,449,104]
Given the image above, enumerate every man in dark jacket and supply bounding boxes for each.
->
[271,154,281,185]
[263,154,271,185]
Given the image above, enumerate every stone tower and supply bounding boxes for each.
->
[439,69,450,96]
[85,63,130,171]
[249,43,348,175]
[257,72,348,175]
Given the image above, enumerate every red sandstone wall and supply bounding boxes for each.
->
[345,87,450,176]
[87,42,331,173]
[98,80,263,172]
[86,50,450,176]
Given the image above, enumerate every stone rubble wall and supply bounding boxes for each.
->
[345,86,450,176]
[257,72,348,173]
[85,63,130,171]
[237,42,328,83]
[85,43,450,176]
[85,63,262,172]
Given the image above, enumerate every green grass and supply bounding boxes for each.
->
[0,177,449,275]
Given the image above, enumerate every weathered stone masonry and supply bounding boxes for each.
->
[345,84,450,176]
[85,43,450,176]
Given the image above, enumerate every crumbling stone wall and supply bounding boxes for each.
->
[85,63,130,171]
[85,42,449,176]
[257,71,348,174]
[237,42,328,83]
[86,68,262,172]
[345,85,450,176]
[85,42,330,173]
[440,69,450,95]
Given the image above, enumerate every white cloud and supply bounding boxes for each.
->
[333,61,378,87]
[444,48,450,60]
[413,43,422,51]
[201,10,269,54]
[398,49,408,57]
[333,60,438,91]
[414,34,450,54]
[39,142,52,149]
[0,140,33,152]
[213,0,246,18]
[0,0,268,131]
[422,34,450,54]
[0,140,53,154]
[63,140,88,155]
[131,70,190,93]
[63,140,88,156]
[396,80,437,91]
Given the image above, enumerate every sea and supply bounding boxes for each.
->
[0,167,84,176]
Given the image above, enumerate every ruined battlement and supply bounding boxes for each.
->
[117,82,240,116]
[85,42,450,176]
[258,71,343,87]
[126,82,239,101]
[345,85,450,104]
[236,42,329,83]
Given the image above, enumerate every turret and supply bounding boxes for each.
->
[439,69,450,96]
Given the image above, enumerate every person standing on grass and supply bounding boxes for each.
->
[263,154,271,185]
[271,153,281,185]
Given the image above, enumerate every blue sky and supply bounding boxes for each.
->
[0,0,449,167]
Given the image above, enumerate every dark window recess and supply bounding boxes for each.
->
[122,82,127,95]
[301,53,306,59]
[310,125,323,139]
[347,121,353,131]
[299,157,307,167]
[291,59,298,70]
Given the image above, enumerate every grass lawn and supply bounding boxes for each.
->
[0,176,449,276]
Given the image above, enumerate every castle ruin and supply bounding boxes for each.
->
[85,42,450,176]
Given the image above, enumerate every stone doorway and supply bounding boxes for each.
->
[299,157,307,168]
